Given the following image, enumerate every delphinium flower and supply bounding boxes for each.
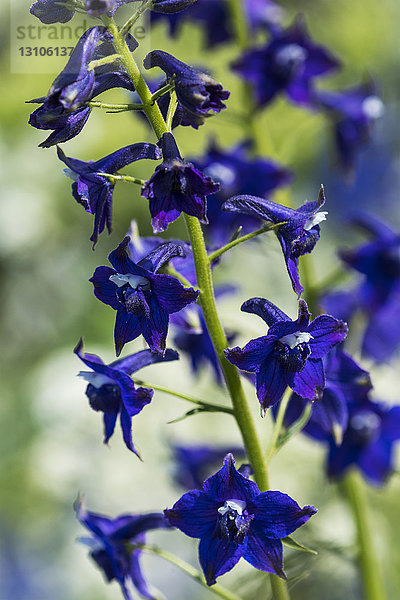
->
[28,27,137,147]
[171,443,245,490]
[57,143,161,246]
[75,339,178,456]
[151,0,198,13]
[143,51,230,128]
[150,0,284,48]
[316,80,385,171]
[90,237,199,355]
[232,16,340,108]
[274,348,372,444]
[223,186,327,295]
[76,497,171,600]
[323,213,400,363]
[191,140,292,243]
[141,132,220,232]
[165,454,317,584]
[30,0,77,24]
[225,297,347,413]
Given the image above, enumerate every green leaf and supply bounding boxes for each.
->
[282,536,318,555]
[167,408,206,424]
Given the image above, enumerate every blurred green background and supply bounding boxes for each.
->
[1,0,400,598]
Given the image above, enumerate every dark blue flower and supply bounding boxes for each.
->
[326,396,400,485]
[85,0,116,17]
[223,186,327,295]
[28,28,137,147]
[151,0,284,47]
[143,51,229,127]
[275,348,372,444]
[232,16,340,108]
[57,143,161,246]
[323,213,400,363]
[30,0,76,24]
[171,443,245,490]
[225,298,348,413]
[141,132,220,232]
[316,80,385,171]
[75,339,178,456]
[165,454,317,584]
[151,0,198,13]
[76,498,171,600]
[90,237,199,355]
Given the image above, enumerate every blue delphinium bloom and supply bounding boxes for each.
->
[171,443,245,490]
[30,0,76,24]
[141,132,220,232]
[28,28,137,147]
[165,454,317,585]
[316,80,385,171]
[275,348,372,444]
[151,0,284,47]
[323,213,400,363]
[225,298,348,413]
[223,186,327,295]
[143,51,230,128]
[57,143,161,246]
[191,140,292,243]
[75,339,178,456]
[91,237,199,355]
[232,16,340,108]
[76,498,171,600]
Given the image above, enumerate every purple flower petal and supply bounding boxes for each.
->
[164,489,218,538]
[203,454,260,502]
[151,274,199,313]
[241,297,290,326]
[243,533,285,578]
[114,310,142,356]
[225,336,275,372]
[247,492,317,539]
[288,357,325,401]
[199,534,243,586]
[256,358,287,412]
[110,348,179,374]
[120,405,140,456]
[308,315,348,359]
[104,411,119,444]
[90,266,120,309]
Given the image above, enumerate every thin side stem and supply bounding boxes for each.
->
[265,387,291,464]
[134,543,242,600]
[342,470,386,600]
[150,81,175,105]
[120,0,152,37]
[97,173,145,186]
[136,381,234,416]
[88,101,144,111]
[208,222,284,263]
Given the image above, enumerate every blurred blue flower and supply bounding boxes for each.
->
[232,16,340,108]
[150,0,284,47]
[226,298,347,413]
[191,140,292,243]
[165,453,317,584]
[57,143,161,246]
[323,213,400,363]
[75,339,178,455]
[76,498,171,600]
[90,237,199,355]
[317,80,384,171]
[141,133,220,232]
[223,186,327,295]
[151,0,198,13]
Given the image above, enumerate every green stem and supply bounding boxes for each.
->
[88,53,120,71]
[208,222,284,263]
[133,543,242,600]
[97,173,145,186]
[265,387,291,464]
[136,381,234,416]
[120,0,152,37]
[88,101,144,112]
[103,14,271,494]
[342,471,386,600]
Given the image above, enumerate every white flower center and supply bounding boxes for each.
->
[362,96,384,119]
[275,44,307,67]
[304,211,328,231]
[78,371,114,388]
[350,411,380,432]
[205,162,236,187]
[109,273,151,289]
[279,331,313,349]
[218,499,246,516]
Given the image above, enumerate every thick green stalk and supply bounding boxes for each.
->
[342,471,386,600]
